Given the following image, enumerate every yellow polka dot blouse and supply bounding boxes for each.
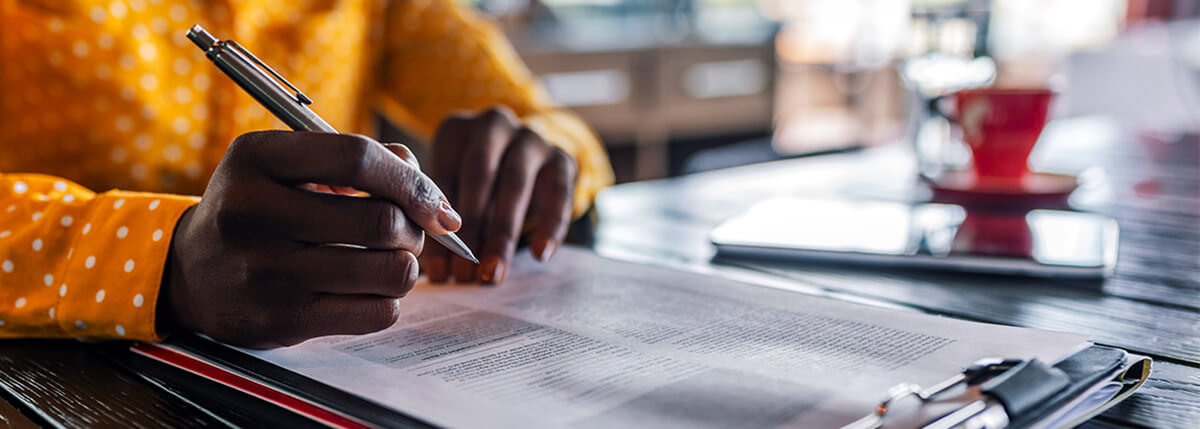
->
[0,0,614,341]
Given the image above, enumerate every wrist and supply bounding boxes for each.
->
[156,205,196,338]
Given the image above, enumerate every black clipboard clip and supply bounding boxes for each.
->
[844,357,1071,429]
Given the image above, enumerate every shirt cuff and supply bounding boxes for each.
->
[56,191,198,341]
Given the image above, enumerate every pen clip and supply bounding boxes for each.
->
[226,41,313,105]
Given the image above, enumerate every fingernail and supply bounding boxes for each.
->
[437,200,461,231]
[479,257,505,284]
[492,260,507,284]
[538,241,557,262]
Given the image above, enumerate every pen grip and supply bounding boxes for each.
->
[209,47,337,133]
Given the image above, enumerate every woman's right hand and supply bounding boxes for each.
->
[159,131,461,349]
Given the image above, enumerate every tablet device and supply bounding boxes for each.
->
[710,198,1118,278]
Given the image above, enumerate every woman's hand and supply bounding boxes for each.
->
[160,131,459,348]
[424,107,577,285]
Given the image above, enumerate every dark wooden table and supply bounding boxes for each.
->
[0,120,1195,427]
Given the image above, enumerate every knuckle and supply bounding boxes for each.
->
[501,161,531,184]
[481,106,517,128]
[549,146,573,166]
[373,204,405,246]
[513,127,544,146]
[214,195,255,235]
[396,252,419,296]
[337,136,375,180]
[406,175,437,208]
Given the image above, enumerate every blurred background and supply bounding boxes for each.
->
[451,0,1200,183]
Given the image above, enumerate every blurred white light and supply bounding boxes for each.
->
[540,69,630,107]
[683,59,767,99]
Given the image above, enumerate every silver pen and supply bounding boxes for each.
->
[186,25,478,264]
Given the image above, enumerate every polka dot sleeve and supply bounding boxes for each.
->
[377,0,614,218]
[0,173,196,341]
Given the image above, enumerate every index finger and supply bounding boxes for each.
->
[240,130,462,235]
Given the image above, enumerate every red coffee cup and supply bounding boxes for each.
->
[936,88,1055,180]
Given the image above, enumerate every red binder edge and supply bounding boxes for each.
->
[131,342,374,429]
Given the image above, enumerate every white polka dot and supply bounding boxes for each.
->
[173,58,191,75]
[152,229,164,241]
[90,6,106,23]
[98,33,114,50]
[0,230,9,238]
[109,1,127,18]
[131,164,148,180]
[85,256,96,269]
[72,41,89,57]
[60,215,74,227]
[14,298,25,308]
[53,181,67,192]
[124,259,135,273]
[150,17,167,33]
[171,117,190,134]
[75,320,86,329]
[116,325,126,336]
[186,133,205,149]
[67,248,72,258]
[120,86,135,100]
[163,145,183,161]
[140,73,158,90]
[116,226,128,238]
[62,194,76,203]
[131,23,149,39]
[130,0,146,11]
[138,43,157,61]
[2,260,12,273]
[6,205,14,212]
[185,162,203,178]
[12,181,27,194]
[169,4,187,21]
[110,147,128,162]
[43,274,53,286]
[135,134,153,150]
[31,212,41,222]
[115,115,133,132]
[59,284,67,296]
[113,199,125,209]
[49,307,55,319]
[96,290,105,302]
[34,194,50,202]
[119,54,136,69]
[133,294,144,307]
[82,223,91,235]
[149,200,161,210]
[193,74,210,91]
[48,18,64,33]
[32,239,42,251]
[173,87,192,104]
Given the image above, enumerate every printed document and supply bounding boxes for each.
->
[242,247,1089,428]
